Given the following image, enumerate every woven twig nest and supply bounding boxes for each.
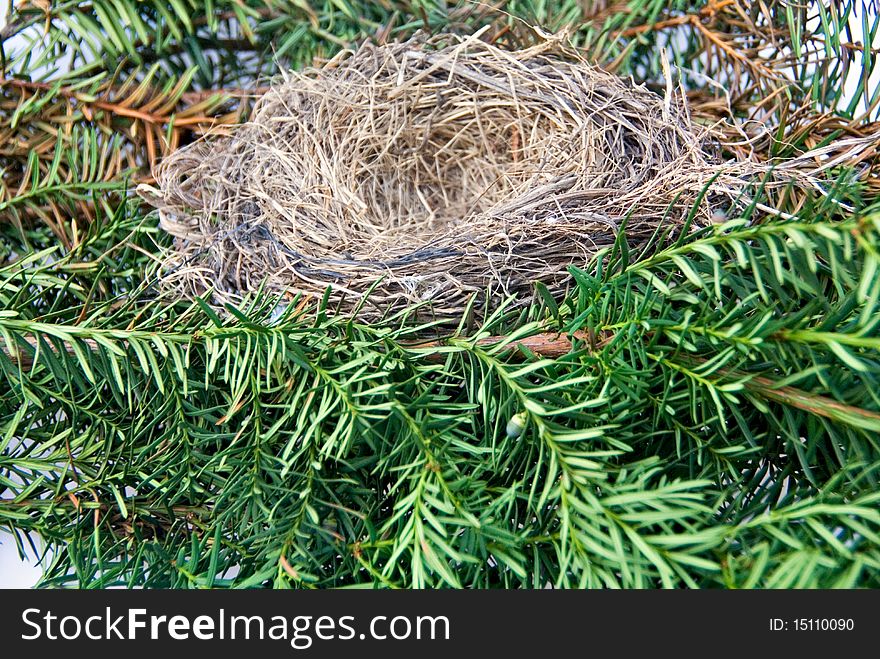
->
[142,31,734,320]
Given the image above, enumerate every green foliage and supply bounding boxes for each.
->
[2,1,880,588]
[2,196,880,588]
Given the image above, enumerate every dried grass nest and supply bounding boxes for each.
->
[141,31,740,320]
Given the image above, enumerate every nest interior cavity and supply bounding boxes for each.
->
[143,31,731,320]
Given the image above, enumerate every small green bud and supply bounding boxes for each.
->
[506,412,527,439]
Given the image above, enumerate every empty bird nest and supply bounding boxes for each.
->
[141,30,741,321]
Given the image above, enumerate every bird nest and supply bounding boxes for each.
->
[141,31,734,320]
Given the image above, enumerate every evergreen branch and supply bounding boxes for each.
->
[3,0,880,589]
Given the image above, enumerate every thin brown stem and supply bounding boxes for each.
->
[0,77,219,126]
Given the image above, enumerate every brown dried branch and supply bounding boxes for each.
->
[406,330,593,360]
[0,77,223,127]
[618,0,736,38]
